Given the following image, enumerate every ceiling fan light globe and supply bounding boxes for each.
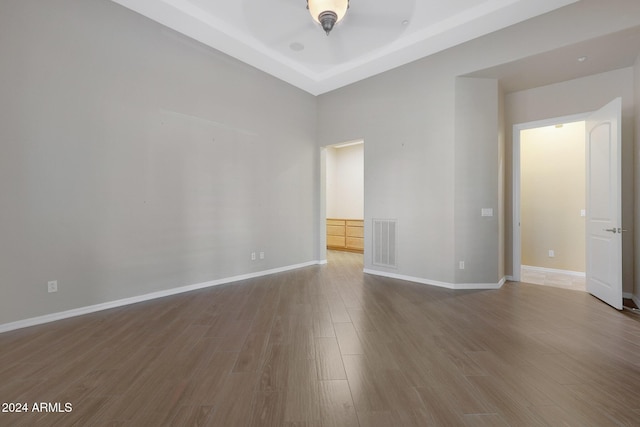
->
[307,0,349,24]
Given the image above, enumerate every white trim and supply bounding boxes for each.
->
[0,261,322,334]
[505,275,515,282]
[332,139,364,149]
[363,269,504,290]
[513,125,521,282]
[521,265,586,277]
[512,112,589,283]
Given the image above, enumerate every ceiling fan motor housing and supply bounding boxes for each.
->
[318,10,338,35]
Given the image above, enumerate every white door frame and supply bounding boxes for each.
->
[512,112,589,282]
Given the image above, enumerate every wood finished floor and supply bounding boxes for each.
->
[1,251,639,426]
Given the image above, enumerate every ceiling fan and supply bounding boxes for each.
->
[246,0,414,63]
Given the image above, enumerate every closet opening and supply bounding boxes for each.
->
[321,139,364,262]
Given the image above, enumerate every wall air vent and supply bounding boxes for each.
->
[372,219,397,268]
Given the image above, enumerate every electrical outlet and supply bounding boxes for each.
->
[548,250,555,258]
[47,280,58,293]
[251,252,256,261]
[259,251,265,260]
[459,261,465,270]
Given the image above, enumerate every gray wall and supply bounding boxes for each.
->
[0,0,318,325]
[505,68,636,294]
[318,60,457,283]
[454,77,500,284]
[318,0,640,286]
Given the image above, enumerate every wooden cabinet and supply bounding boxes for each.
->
[327,219,363,253]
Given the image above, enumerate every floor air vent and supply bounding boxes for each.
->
[373,219,397,268]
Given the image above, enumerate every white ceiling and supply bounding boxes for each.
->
[466,26,640,93]
[110,0,579,95]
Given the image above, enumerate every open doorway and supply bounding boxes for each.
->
[321,139,364,262]
[513,114,589,291]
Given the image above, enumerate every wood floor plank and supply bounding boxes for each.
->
[325,290,352,324]
[432,335,487,376]
[466,350,555,407]
[341,354,386,412]
[346,307,378,333]
[314,337,346,380]
[185,351,238,406]
[283,358,320,424]
[214,318,253,352]
[233,330,272,373]
[259,343,290,392]
[248,391,286,427]
[463,375,552,426]
[312,311,336,338]
[288,314,316,361]
[167,405,215,427]
[463,413,510,427]
[532,404,596,427]
[354,411,396,427]
[318,380,358,427]
[414,385,468,425]
[333,322,364,355]
[564,382,640,425]
[206,372,259,426]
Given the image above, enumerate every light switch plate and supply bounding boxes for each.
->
[481,208,493,217]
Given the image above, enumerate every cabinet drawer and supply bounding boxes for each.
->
[346,226,364,238]
[327,235,346,248]
[346,237,364,250]
[327,225,345,236]
[346,220,363,227]
[327,219,345,226]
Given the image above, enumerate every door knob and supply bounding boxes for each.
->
[617,228,627,233]
[604,228,617,233]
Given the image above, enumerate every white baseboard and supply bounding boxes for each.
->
[497,276,508,288]
[363,269,504,290]
[0,260,323,334]
[522,265,585,277]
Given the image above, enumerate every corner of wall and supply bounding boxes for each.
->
[454,77,501,284]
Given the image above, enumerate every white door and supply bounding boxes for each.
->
[585,98,622,310]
